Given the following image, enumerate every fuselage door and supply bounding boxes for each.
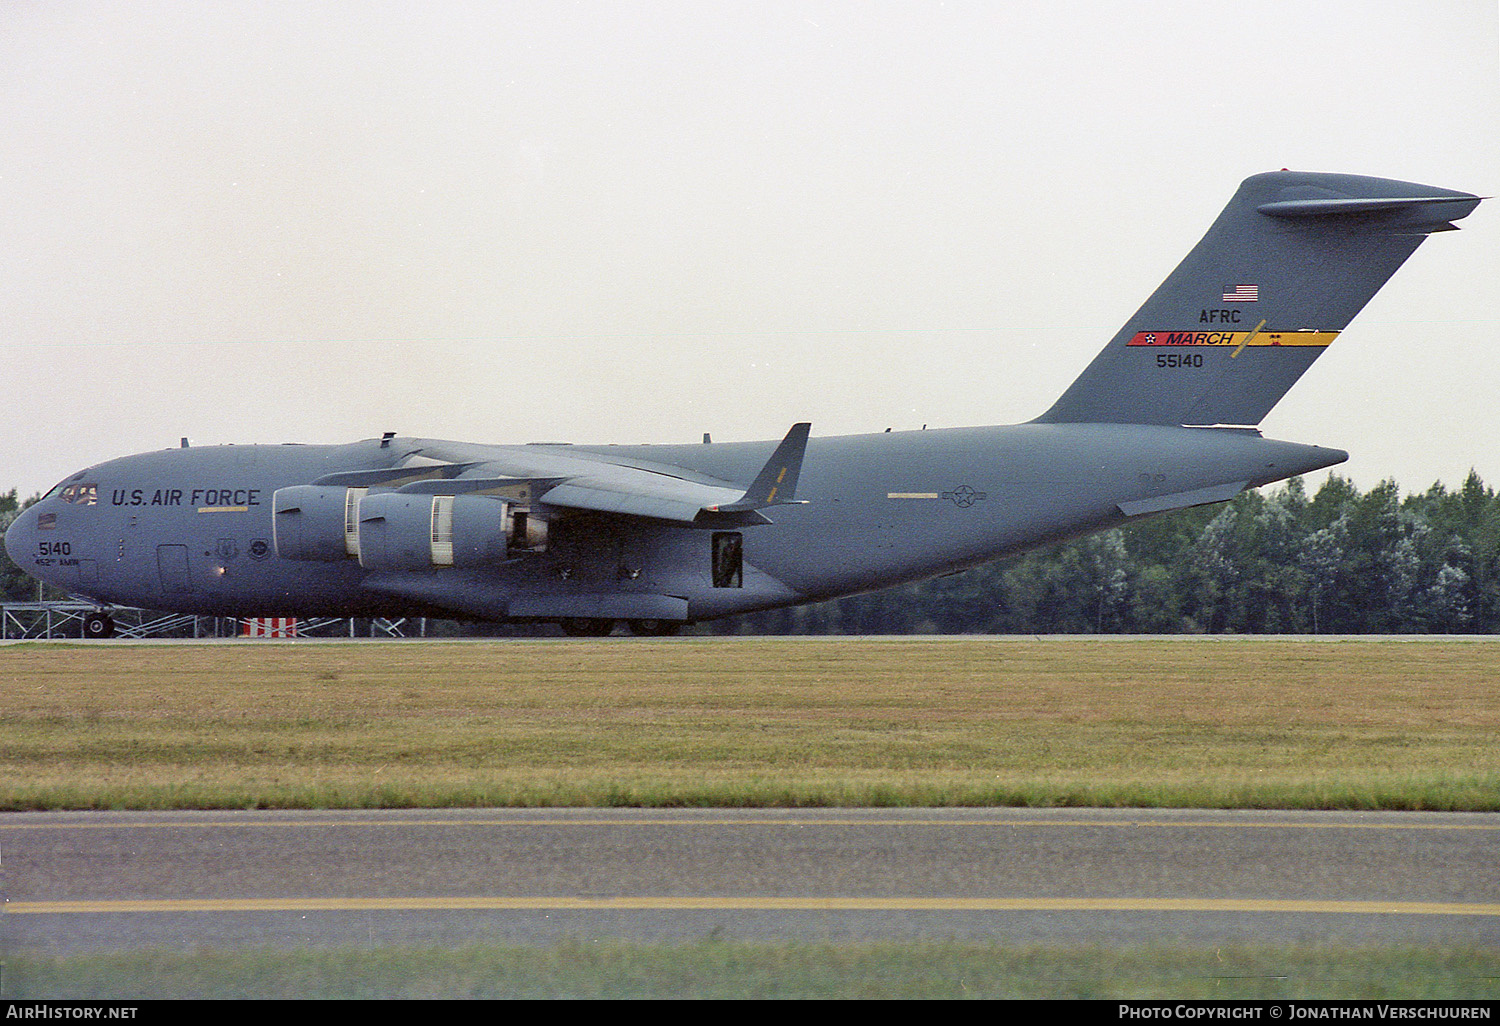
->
[711,532,743,589]
[157,544,192,594]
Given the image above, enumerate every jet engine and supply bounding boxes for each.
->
[272,485,365,562]
[357,493,535,571]
[274,486,547,568]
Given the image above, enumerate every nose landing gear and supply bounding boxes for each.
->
[82,612,116,639]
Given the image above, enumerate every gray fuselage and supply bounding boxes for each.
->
[4,423,1343,625]
[12,169,1472,630]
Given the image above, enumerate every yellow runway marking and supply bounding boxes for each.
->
[7,896,1500,916]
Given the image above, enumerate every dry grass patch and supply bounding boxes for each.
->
[2,637,1497,809]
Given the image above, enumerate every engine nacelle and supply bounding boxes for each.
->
[273,485,365,562]
[358,493,518,571]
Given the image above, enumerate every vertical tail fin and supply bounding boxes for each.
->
[1035,171,1479,426]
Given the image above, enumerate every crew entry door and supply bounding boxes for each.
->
[157,544,192,594]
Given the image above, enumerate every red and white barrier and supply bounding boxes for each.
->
[243,617,298,638]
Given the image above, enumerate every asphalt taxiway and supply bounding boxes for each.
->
[3,807,1497,952]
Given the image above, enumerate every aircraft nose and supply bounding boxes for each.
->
[4,503,37,569]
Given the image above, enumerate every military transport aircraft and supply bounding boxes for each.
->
[3,171,1482,637]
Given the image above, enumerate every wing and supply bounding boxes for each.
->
[534,422,810,525]
[533,422,811,525]
[314,423,812,526]
[534,473,751,524]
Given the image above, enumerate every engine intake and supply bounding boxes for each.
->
[272,485,365,562]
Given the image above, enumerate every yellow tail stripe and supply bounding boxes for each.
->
[1127,330,1338,348]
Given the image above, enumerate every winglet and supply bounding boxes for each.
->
[707,422,811,513]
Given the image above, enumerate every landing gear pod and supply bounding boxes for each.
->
[272,485,366,562]
[358,493,518,571]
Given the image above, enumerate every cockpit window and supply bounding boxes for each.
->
[56,483,98,505]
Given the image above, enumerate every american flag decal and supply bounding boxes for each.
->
[1222,284,1259,302]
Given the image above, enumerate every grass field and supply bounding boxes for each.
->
[3,636,1497,811]
[8,941,1500,999]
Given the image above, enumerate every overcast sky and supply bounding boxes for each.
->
[2,1,1496,499]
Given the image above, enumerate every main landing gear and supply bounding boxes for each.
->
[558,617,617,637]
[556,617,685,637]
[626,618,682,637]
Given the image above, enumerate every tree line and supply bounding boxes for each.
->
[6,474,1500,634]
[713,472,1500,635]
[0,489,39,603]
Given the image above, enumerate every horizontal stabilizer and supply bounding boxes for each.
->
[1118,481,1247,517]
[1257,194,1480,228]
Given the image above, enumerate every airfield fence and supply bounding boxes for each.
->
[0,602,426,640]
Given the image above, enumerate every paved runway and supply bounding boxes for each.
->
[3,808,1498,952]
